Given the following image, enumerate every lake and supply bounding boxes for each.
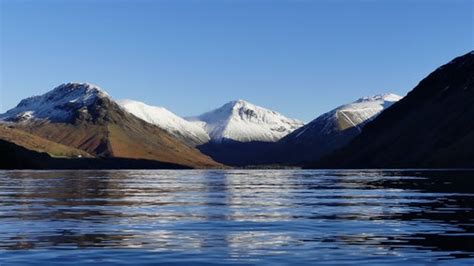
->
[0,170,473,265]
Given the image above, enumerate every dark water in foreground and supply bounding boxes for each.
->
[0,170,474,265]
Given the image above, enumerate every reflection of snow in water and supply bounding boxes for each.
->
[226,231,296,257]
[224,170,301,222]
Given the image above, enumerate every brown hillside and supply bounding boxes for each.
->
[0,124,92,158]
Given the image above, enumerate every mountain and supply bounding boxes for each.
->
[118,99,210,146]
[277,93,402,164]
[313,51,474,169]
[187,99,304,143]
[182,99,303,166]
[0,82,221,168]
[0,82,111,122]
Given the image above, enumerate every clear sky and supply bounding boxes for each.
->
[1,0,472,122]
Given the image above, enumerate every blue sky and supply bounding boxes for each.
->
[1,0,472,122]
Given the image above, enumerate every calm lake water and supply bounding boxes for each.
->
[0,170,474,265]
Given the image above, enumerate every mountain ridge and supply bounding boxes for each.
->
[2,50,472,169]
[118,99,210,146]
[0,83,222,168]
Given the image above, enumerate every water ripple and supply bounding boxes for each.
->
[0,169,474,265]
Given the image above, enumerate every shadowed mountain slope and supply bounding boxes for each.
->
[312,51,474,169]
[0,139,190,169]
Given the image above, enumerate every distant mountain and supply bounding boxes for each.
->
[278,93,402,164]
[182,99,303,166]
[118,99,210,146]
[0,83,221,168]
[187,99,303,143]
[313,51,474,169]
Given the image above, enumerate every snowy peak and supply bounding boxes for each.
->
[326,93,402,132]
[0,82,111,122]
[354,93,402,104]
[290,92,402,140]
[188,100,304,143]
[22,82,110,107]
[51,82,109,98]
[277,92,403,164]
[339,93,402,117]
[228,99,284,122]
[198,99,281,123]
[118,99,210,146]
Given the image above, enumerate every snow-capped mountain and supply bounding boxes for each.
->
[118,99,210,146]
[290,93,402,140]
[0,83,109,122]
[278,93,402,164]
[187,100,304,143]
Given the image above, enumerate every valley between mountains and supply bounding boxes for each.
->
[1,51,473,169]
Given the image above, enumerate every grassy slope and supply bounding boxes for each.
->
[0,125,92,158]
[107,124,221,168]
[14,121,221,169]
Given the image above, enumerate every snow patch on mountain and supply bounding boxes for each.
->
[0,83,109,122]
[289,93,402,140]
[187,100,304,143]
[118,99,210,146]
[333,93,403,130]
